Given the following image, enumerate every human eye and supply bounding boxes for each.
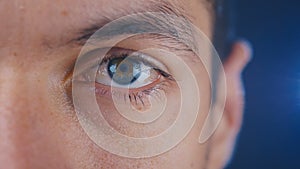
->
[75,47,176,111]
[96,47,173,89]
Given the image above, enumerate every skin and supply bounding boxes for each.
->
[0,0,251,169]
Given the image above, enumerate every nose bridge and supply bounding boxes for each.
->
[0,53,40,116]
[0,64,38,168]
[0,64,31,120]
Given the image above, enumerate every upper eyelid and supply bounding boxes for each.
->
[100,47,169,72]
[79,33,199,64]
[72,47,166,82]
[71,33,200,81]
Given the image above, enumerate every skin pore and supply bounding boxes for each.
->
[0,0,251,169]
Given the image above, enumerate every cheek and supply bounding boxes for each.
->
[57,128,208,169]
[95,81,181,138]
[62,82,209,168]
[57,79,210,168]
[58,122,209,169]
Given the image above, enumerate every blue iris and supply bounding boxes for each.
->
[107,57,142,85]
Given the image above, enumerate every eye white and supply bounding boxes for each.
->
[95,58,161,89]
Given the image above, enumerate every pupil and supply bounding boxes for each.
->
[119,64,128,73]
[107,57,141,85]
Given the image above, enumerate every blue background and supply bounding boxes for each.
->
[226,0,300,168]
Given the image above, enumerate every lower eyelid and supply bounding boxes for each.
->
[94,81,172,112]
[94,77,174,99]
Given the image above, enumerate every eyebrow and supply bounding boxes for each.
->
[70,0,198,52]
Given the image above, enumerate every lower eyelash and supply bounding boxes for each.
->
[126,81,174,111]
[127,82,167,104]
[95,80,175,110]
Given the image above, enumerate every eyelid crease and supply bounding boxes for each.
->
[100,47,169,73]
[77,32,201,69]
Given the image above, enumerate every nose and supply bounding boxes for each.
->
[0,65,35,168]
[0,63,57,169]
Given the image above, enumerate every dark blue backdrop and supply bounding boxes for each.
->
[226,0,300,168]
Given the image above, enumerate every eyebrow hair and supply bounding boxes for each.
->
[70,0,198,51]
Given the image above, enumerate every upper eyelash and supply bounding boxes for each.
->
[100,48,160,69]
[99,48,174,81]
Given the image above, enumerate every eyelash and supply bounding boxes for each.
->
[92,48,176,108]
[95,79,173,107]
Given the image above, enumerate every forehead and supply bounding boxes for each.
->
[0,0,212,58]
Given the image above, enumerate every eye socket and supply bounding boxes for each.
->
[95,48,170,89]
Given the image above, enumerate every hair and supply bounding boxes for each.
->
[212,0,236,60]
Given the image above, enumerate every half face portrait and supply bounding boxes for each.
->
[0,0,251,169]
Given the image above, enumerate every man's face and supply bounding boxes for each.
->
[0,0,250,169]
